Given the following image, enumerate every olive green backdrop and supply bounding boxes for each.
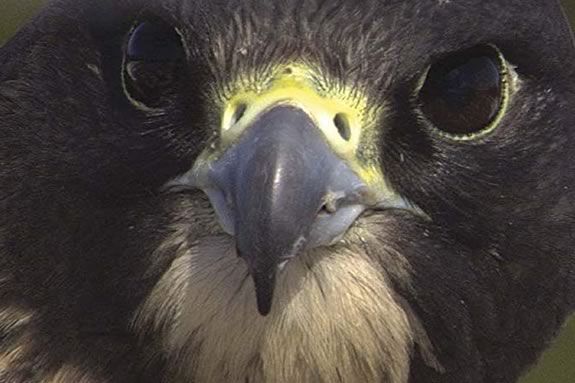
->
[0,0,573,382]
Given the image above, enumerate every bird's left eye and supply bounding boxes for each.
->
[417,45,509,139]
[122,20,185,109]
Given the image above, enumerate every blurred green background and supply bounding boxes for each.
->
[0,0,574,382]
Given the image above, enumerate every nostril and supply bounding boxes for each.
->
[232,103,248,125]
[334,113,351,141]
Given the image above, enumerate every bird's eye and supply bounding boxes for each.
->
[418,45,508,138]
[122,20,185,109]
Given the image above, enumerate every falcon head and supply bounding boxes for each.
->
[0,0,573,382]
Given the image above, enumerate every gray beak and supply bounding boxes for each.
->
[177,105,377,315]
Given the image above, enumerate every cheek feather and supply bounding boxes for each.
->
[0,346,26,373]
[134,221,433,383]
[0,306,34,373]
[0,306,33,340]
[47,366,100,383]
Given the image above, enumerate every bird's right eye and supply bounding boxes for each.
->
[122,20,186,109]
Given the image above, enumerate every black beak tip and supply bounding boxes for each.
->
[251,269,276,317]
[256,294,273,316]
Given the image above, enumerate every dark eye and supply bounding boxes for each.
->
[418,45,507,137]
[123,20,185,109]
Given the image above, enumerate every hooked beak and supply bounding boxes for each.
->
[206,105,371,315]
[169,67,412,315]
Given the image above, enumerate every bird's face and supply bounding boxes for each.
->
[0,0,574,382]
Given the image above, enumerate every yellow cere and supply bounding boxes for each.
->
[217,64,387,193]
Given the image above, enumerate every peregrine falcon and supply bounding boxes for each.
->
[0,0,573,382]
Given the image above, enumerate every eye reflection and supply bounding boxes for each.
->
[418,45,506,137]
